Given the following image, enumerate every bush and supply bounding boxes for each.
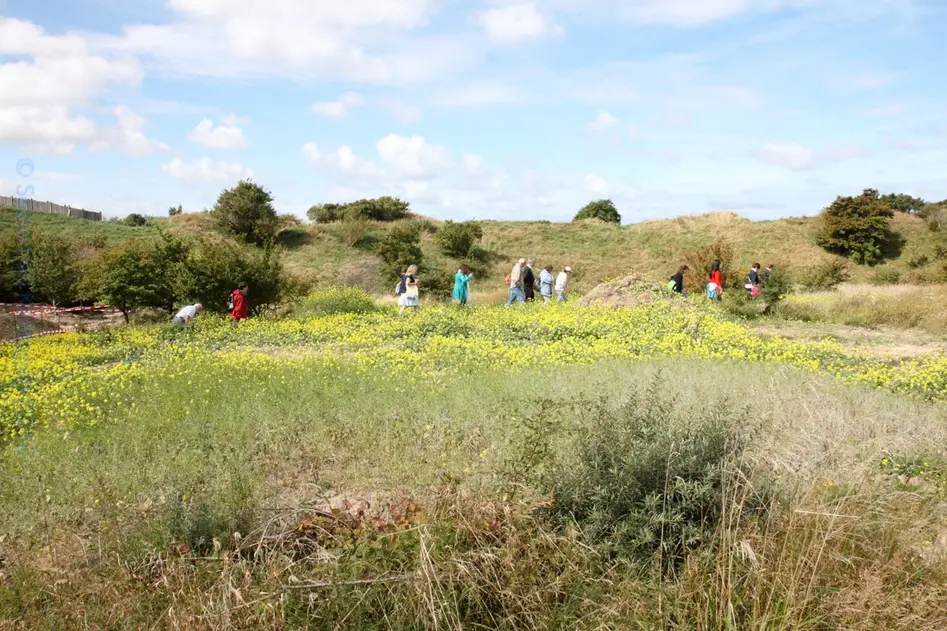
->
[436,221,483,258]
[683,241,735,295]
[573,199,621,224]
[24,232,79,307]
[815,188,895,265]
[376,222,423,280]
[78,240,178,322]
[339,215,370,247]
[297,288,378,317]
[870,267,902,285]
[800,259,849,291]
[211,179,278,246]
[539,381,755,570]
[124,213,148,227]
[307,203,345,224]
[168,205,183,217]
[178,239,287,315]
[307,197,411,223]
[760,269,791,314]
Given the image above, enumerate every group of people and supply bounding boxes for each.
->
[171,282,250,326]
[668,261,774,300]
[395,259,573,311]
[504,258,572,306]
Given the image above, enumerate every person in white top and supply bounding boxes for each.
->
[172,303,202,326]
[555,267,571,303]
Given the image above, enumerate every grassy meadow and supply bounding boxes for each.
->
[1,291,946,629]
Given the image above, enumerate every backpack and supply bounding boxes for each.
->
[667,279,676,291]
[227,292,235,312]
[395,274,406,295]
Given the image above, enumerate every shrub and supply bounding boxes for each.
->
[211,179,279,246]
[124,213,148,227]
[880,193,926,214]
[760,269,791,314]
[307,203,345,224]
[683,241,735,295]
[539,381,755,570]
[24,232,79,307]
[436,220,483,258]
[815,188,895,265]
[78,240,176,322]
[870,267,902,285]
[307,197,411,223]
[339,215,370,247]
[178,239,287,315]
[297,288,378,317]
[168,205,183,217]
[573,199,621,224]
[800,259,849,291]
[376,222,423,280]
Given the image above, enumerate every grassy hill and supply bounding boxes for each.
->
[4,207,945,298]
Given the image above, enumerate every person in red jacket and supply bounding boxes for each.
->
[707,260,723,300]
[230,282,249,321]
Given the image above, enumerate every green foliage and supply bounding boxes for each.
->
[0,232,23,302]
[880,193,927,215]
[296,288,378,317]
[307,197,411,223]
[124,213,148,227]
[800,259,850,291]
[760,269,791,313]
[211,179,278,246]
[178,239,287,316]
[79,240,173,322]
[376,222,424,280]
[339,215,370,247]
[436,220,483,258]
[574,199,621,224]
[816,188,895,265]
[168,205,183,217]
[683,241,735,294]
[539,381,754,569]
[25,232,79,306]
[870,267,902,285]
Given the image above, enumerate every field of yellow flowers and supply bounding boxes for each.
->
[2,296,946,441]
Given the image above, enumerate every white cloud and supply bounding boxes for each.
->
[302,142,378,177]
[587,110,619,130]
[376,134,452,178]
[753,143,816,170]
[160,157,252,184]
[187,118,248,149]
[379,98,421,123]
[462,154,484,174]
[474,2,561,43]
[584,174,610,196]
[311,92,366,118]
[100,105,168,155]
[825,144,868,162]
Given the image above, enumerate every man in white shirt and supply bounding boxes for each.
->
[172,303,202,326]
[555,267,571,302]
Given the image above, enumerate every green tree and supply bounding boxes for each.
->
[880,193,927,214]
[307,197,411,223]
[307,203,345,224]
[211,179,278,245]
[25,233,78,307]
[574,199,621,224]
[79,241,168,322]
[0,232,22,302]
[436,220,483,258]
[177,239,287,316]
[124,213,148,227]
[816,188,895,265]
[376,222,423,279]
[168,205,183,217]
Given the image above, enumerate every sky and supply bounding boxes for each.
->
[0,0,945,223]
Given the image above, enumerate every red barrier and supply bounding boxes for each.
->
[7,305,109,316]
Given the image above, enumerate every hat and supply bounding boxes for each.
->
[564,266,572,272]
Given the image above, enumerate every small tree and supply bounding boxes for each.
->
[168,205,183,217]
[683,241,735,296]
[307,203,345,224]
[124,213,148,227]
[80,241,168,322]
[211,179,278,246]
[25,233,78,307]
[816,188,894,265]
[436,221,483,258]
[574,199,621,224]
[881,193,926,214]
[376,222,423,279]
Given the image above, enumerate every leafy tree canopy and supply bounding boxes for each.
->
[815,188,895,265]
[574,199,621,224]
[211,179,278,246]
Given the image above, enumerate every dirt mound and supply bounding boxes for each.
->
[578,274,682,309]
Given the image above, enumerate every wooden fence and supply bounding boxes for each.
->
[0,197,102,221]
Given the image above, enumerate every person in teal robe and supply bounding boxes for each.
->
[452,264,473,305]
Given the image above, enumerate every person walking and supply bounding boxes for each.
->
[539,265,555,303]
[505,258,526,307]
[452,264,473,306]
[670,265,688,296]
[398,265,420,312]
[762,264,774,285]
[555,266,571,303]
[172,303,202,326]
[230,282,249,321]
[707,261,723,301]
[746,263,762,298]
[522,258,537,303]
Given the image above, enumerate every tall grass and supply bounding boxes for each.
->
[1,359,945,628]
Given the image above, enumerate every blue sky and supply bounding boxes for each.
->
[1,0,945,223]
